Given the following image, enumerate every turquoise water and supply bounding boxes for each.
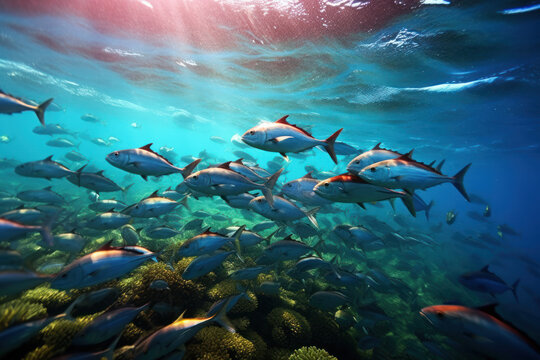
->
[0,1,539,359]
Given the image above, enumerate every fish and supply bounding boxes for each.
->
[309,291,349,311]
[252,221,275,232]
[145,225,181,239]
[459,265,519,301]
[412,193,433,221]
[225,227,275,247]
[51,241,156,289]
[259,281,281,294]
[72,303,149,345]
[0,301,76,357]
[287,256,333,276]
[483,205,491,217]
[132,298,234,360]
[358,153,471,201]
[0,270,53,296]
[420,304,540,360]
[81,113,101,123]
[221,192,256,210]
[446,210,457,225]
[210,136,226,144]
[70,287,120,316]
[67,165,129,194]
[123,191,185,218]
[0,90,53,125]
[15,155,74,180]
[121,224,141,245]
[0,207,45,225]
[85,210,131,230]
[256,235,314,264]
[230,266,268,280]
[46,137,78,148]
[313,173,416,216]
[241,115,343,163]
[185,162,282,207]
[149,279,170,291]
[89,198,126,212]
[467,211,489,223]
[106,143,201,180]
[182,250,235,280]
[226,158,269,182]
[17,186,65,204]
[92,137,110,146]
[0,216,54,245]
[51,231,87,253]
[178,226,244,258]
[32,123,74,136]
[497,224,520,237]
[281,172,332,206]
[347,144,412,174]
[183,218,203,231]
[232,150,256,163]
[249,195,319,228]
[0,249,23,270]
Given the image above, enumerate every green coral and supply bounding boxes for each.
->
[208,279,238,301]
[20,285,74,314]
[268,308,311,349]
[0,299,47,331]
[186,326,257,360]
[40,314,96,350]
[21,345,56,360]
[288,346,337,360]
[232,291,257,314]
[244,330,267,360]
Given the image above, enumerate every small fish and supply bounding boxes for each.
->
[51,241,155,289]
[70,287,120,316]
[183,218,203,231]
[259,281,281,294]
[52,231,87,253]
[227,158,268,182]
[149,280,170,291]
[225,226,275,247]
[483,205,491,217]
[221,192,256,210]
[15,155,73,180]
[17,186,65,204]
[256,235,314,264]
[67,165,129,194]
[241,115,342,163]
[0,217,54,245]
[249,195,319,228]
[0,207,45,225]
[420,304,540,360]
[81,113,100,123]
[446,211,457,225]
[182,251,235,280]
[123,191,184,218]
[252,221,275,232]
[178,226,244,258]
[85,210,131,230]
[281,172,332,206]
[210,136,226,144]
[92,137,110,146]
[0,249,23,270]
[145,225,180,239]
[121,224,141,245]
[0,90,53,125]
[230,266,268,280]
[33,123,74,136]
[106,143,201,180]
[89,198,126,212]
[46,137,78,148]
[309,291,349,311]
[497,224,520,237]
[347,143,412,175]
[459,265,519,301]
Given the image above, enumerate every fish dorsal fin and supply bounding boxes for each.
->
[274,115,312,137]
[406,149,414,157]
[481,265,491,273]
[476,303,500,319]
[301,171,314,179]
[233,158,244,165]
[175,309,187,322]
[275,115,290,124]
[44,155,54,161]
[397,152,412,161]
[139,143,174,166]
[97,240,118,251]
[428,160,435,167]
[43,186,52,191]
[202,227,213,235]
[95,170,104,176]
[217,161,232,170]
[76,165,87,173]
[166,187,172,191]
[147,190,159,198]
[373,142,382,150]
[16,204,25,210]
[106,208,116,213]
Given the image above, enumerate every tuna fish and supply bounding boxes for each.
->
[123,191,185,218]
[281,172,332,206]
[0,90,53,125]
[357,153,471,201]
[347,144,413,175]
[178,226,244,258]
[459,265,520,301]
[0,270,53,296]
[106,143,201,180]
[249,195,319,228]
[46,137,78,148]
[85,210,131,230]
[51,242,156,289]
[309,291,349,311]
[185,162,282,207]
[15,155,74,180]
[182,251,235,280]
[241,115,343,163]
[67,165,129,194]
[17,186,65,204]
[89,198,126,212]
[0,217,54,245]
[420,304,540,360]
[33,123,74,136]
[256,235,314,264]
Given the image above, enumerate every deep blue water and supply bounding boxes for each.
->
[0,0,539,359]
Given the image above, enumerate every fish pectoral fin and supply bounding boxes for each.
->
[391,176,403,181]
[268,136,293,143]
[128,161,140,167]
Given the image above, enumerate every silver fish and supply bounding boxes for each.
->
[248,195,319,228]
[0,270,52,296]
[15,155,73,180]
[182,251,235,280]
[0,90,53,125]
[17,186,65,204]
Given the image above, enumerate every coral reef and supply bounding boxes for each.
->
[0,299,47,331]
[267,308,311,349]
[186,326,257,360]
[288,346,338,360]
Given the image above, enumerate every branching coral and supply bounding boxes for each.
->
[267,308,311,349]
[186,325,257,360]
[20,285,74,314]
[288,346,338,360]
[0,299,47,331]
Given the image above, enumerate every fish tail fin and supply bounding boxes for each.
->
[262,168,283,207]
[180,158,201,179]
[213,297,236,333]
[179,195,190,210]
[452,163,472,202]
[323,128,343,164]
[425,200,434,221]
[35,98,53,126]
[512,279,520,302]
[400,192,416,217]
[39,215,56,246]
[305,207,320,229]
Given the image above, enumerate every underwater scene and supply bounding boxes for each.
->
[0,0,539,359]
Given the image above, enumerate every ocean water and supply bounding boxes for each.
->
[0,0,539,359]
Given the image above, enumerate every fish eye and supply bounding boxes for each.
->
[355,161,360,164]
[324,183,329,187]
[114,151,119,157]
[436,311,445,319]
[249,131,254,135]
[193,175,198,180]
[257,199,262,203]
[370,167,376,172]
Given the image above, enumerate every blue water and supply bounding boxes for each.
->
[0,0,539,359]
